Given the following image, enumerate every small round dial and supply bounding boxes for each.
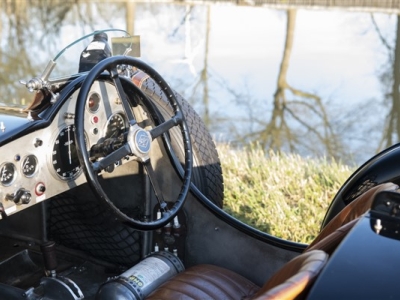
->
[22,155,38,177]
[87,92,101,112]
[0,162,16,186]
[105,113,127,139]
[52,125,82,180]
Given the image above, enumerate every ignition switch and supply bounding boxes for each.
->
[5,188,32,204]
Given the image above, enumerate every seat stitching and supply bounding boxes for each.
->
[149,285,200,300]
[174,275,231,299]
[186,267,256,297]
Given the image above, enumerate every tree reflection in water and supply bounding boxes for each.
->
[0,0,398,164]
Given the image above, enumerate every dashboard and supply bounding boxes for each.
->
[0,81,130,219]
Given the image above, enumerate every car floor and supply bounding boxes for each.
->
[0,235,116,299]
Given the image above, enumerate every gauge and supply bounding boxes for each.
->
[105,113,127,139]
[52,125,82,180]
[87,92,101,113]
[22,155,38,177]
[0,162,16,186]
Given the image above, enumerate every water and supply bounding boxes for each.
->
[1,1,399,165]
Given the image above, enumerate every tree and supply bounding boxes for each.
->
[373,14,400,151]
[0,0,128,106]
[234,9,341,158]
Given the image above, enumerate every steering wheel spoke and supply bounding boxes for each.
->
[150,111,183,140]
[109,66,137,125]
[143,161,168,211]
[92,143,131,172]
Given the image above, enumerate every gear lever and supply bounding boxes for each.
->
[40,241,58,277]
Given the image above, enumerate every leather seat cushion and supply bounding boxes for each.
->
[146,264,260,300]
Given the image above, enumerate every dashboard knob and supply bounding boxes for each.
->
[5,188,31,205]
[21,191,31,204]
[35,183,46,196]
[34,138,43,147]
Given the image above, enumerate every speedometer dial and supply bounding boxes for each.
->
[105,113,127,139]
[52,125,82,180]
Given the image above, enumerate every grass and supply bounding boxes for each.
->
[217,144,354,244]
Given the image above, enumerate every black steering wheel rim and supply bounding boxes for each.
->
[75,55,193,230]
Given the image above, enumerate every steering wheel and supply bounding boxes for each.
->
[74,56,193,230]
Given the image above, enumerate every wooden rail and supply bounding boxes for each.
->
[181,0,400,13]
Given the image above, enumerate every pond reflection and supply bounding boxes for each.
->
[0,1,398,165]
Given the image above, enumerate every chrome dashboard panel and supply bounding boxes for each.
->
[0,80,129,218]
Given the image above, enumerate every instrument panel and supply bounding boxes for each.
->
[0,81,129,218]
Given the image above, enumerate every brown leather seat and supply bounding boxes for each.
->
[146,250,328,300]
[251,250,328,300]
[305,218,359,254]
[305,182,398,253]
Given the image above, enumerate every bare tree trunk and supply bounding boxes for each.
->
[276,9,296,90]
[202,5,211,127]
[380,15,400,149]
[393,16,400,141]
[184,5,192,59]
[190,5,211,127]
[267,9,297,150]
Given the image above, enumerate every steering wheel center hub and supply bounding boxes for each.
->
[127,125,152,161]
[135,129,151,154]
